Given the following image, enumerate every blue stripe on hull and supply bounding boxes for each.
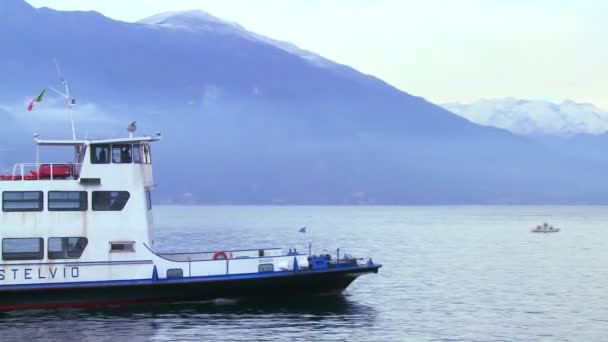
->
[0,264,381,292]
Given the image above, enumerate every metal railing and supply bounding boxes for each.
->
[0,163,82,181]
[158,248,284,262]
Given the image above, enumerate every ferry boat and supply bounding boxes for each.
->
[0,126,381,310]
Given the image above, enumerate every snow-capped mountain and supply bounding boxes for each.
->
[443,98,608,136]
[138,10,245,34]
[138,10,336,69]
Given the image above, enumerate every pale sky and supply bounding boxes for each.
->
[26,0,608,109]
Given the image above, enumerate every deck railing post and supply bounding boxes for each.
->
[337,248,340,265]
[188,257,191,277]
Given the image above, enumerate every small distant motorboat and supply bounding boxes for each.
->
[531,222,560,233]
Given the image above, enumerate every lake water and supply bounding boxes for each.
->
[2,206,607,341]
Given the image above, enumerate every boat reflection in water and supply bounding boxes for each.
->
[0,296,378,341]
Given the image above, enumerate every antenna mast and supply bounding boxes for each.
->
[49,59,76,140]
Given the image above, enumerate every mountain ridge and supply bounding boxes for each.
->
[2,0,608,204]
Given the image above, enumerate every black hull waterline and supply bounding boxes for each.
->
[0,265,381,310]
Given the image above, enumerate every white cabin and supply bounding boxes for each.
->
[0,135,309,286]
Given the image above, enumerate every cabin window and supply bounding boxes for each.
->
[48,191,88,211]
[91,144,110,164]
[166,269,183,278]
[133,144,142,164]
[146,190,152,210]
[48,237,88,259]
[2,191,43,212]
[92,191,130,211]
[2,238,44,261]
[112,144,132,164]
[109,241,135,253]
[142,144,152,164]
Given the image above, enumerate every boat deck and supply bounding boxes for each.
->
[0,163,82,181]
[157,248,285,262]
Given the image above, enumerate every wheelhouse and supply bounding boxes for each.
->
[0,137,157,182]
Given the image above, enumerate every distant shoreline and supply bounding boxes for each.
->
[155,203,608,207]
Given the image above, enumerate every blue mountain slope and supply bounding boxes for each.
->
[1,0,606,204]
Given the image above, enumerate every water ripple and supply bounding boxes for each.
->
[2,206,608,341]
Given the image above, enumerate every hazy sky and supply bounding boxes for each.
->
[26,0,608,109]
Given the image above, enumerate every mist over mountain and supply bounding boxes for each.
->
[1,0,608,204]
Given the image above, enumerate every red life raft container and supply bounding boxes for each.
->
[0,175,21,181]
[23,171,39,180]
[39,164,72,179]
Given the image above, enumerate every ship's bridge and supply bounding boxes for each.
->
[0,135,160,183]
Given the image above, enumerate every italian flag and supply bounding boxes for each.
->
[27,89,46,111]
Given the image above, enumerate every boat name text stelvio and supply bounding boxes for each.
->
[0,267,79,281]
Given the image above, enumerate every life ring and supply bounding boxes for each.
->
[213,251,229,260]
